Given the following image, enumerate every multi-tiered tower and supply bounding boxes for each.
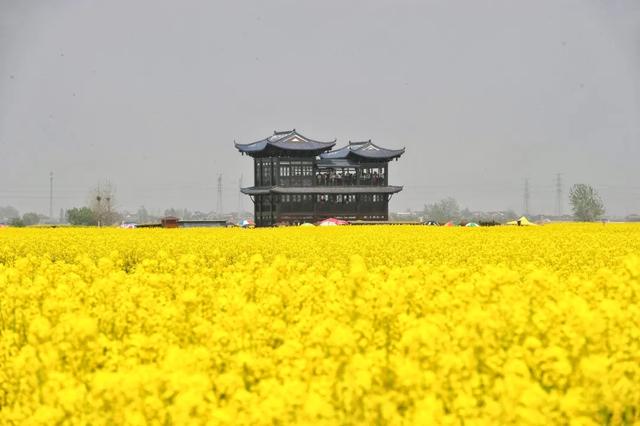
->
[235,129,404,226]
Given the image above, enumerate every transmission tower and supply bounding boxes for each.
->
[49,171,54,220]
[555,173,563,217]
[238,174,243,215]
[523,178,530,216]
[216,174,223,216]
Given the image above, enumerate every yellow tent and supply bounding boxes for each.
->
[505,216,537,226]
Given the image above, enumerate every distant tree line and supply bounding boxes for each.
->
[421,183,606,224]
[0,206,47,227]
[0,206,19,220]
[162,208,214,221]
[1,182,610,227]
[422,197,518,224]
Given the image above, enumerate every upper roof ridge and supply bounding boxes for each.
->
[349,139,371,145]
[319,138,405,160]
[274,129,295,135]
[235,129,335,156]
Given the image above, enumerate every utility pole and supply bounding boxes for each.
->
[238,174,243,216]
[96,195,102,227]
[106,196,112,224]
[523,178,530,216]
[555,173,563,217]
[216,174,223,216]
[49,171,53,221]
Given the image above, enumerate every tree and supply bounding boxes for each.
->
[137,206,150,224]
[0,205,20,220]
[22,212,40,226]
[164,208,181,218]
[569,184,605,222]
[89,181,120,226]
[67,207,97,226]
[459,207,474,223]
[424,197,461,224]
[503,210,519,222]
[9,217,24,227]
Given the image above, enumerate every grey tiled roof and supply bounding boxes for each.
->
[320,140,405,160]
[240,187,271,195]
[235,129,336,154]
[241,186,403,195]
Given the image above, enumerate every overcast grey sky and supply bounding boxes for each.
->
[1,0,639,217]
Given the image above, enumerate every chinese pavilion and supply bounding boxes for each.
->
[235,129,405,226]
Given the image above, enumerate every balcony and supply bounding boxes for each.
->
[315,173,386,187]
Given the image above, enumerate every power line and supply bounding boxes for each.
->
[216,173,223,215]
[523,178,530,215]
[555,173,563,216]
[49,171,53,220]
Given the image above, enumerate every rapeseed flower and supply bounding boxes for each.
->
[1,224,639,424]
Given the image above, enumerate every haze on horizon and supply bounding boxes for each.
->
[1,0,639,218]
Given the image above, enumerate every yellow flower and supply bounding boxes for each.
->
[1,224,640,424]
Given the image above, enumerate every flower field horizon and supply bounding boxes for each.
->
[1,224,640,425]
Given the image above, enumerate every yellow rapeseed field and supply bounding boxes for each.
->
[1,224,640,425]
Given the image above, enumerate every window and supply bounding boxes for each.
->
[280,166,290,177]
[262,160,271,181]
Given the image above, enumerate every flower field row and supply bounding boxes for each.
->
[1,224,639,424]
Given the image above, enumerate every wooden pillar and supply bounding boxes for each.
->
[255,195,261,226]
[271,194,276,225]
[313,194,318,222]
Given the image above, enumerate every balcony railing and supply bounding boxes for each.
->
[315,174,386,186]
[275,202,386,214]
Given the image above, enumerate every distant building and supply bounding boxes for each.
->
[137,218,228,228]
[235,129,405,227]
[625,214,640,222]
